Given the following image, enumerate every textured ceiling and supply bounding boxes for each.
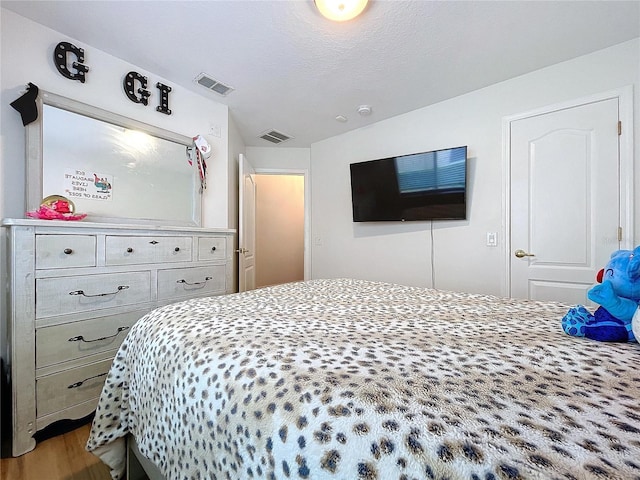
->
[3,0,639,148]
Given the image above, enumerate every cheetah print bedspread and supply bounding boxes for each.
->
[86,279,640,480]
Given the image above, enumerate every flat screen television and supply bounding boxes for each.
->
[350,145,467,222]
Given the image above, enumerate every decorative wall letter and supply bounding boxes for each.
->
[50,42,175,114]
[54,42,89,83]
[123,71,151,105]
[156,82,172,115]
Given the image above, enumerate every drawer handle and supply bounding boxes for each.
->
[69,285,130,297]
[68,326,130,343]
[174,247,180,252]
[67,372,108,389]
[177,276,212,287]
[211,246,217,252]
[63,248,73,255]
[126,247,133,253]
[149,240,159,245]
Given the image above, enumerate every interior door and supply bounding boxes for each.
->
[509,97,620,303]
[238,153,256,292]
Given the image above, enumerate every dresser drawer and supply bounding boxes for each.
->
[36,359,113,418]
[36,310,144,368]
[197,236,227,261]
[36,235,96,269]
[157,265,227,300]
[105,235,193,265]
[36,272,151,318]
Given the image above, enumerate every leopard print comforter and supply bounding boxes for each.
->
[86,279,640,480]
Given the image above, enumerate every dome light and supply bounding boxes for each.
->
[314,0,368,22]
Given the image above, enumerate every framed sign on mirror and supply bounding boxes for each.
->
[26,91,201,226]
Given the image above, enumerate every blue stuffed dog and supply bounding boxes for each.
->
[562,247,640,342]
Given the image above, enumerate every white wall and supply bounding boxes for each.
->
[245,146,311,171]
[310,39,640,295]
[227,113,244,233]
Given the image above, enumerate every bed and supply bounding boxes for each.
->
[86,278,640,480]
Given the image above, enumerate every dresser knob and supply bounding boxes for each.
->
[126,247,133,253]
[174,247,180,252]
[211,246,216,251]
[63,248,73,255]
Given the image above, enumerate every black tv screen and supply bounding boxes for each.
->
[350,146,467,222]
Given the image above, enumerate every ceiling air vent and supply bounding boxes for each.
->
[194,73,234,96]
[259,129,292,144]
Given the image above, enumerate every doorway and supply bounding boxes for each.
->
[254,173,305,288]
[505,87,633,303]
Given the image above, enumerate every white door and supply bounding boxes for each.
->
[238,153,256,292]
[509,97,622,303]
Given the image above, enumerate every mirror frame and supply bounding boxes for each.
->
[26,91,202,226]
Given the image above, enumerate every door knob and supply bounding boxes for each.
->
[514,249,535,258]
[235,248,248,254]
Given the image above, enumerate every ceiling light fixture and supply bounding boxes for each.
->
[314,0,368,22]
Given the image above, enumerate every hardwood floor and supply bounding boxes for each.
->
[0,423,111,480]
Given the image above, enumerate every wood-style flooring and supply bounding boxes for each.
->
[0,423,111,480]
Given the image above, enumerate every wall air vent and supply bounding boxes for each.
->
[194,73,234,96]
[259,129,293,144]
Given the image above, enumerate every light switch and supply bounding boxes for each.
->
[209,124,221,138]
[486,232,498,247]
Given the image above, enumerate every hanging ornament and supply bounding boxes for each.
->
[190,135,211,192]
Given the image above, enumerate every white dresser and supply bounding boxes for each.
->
[2,219,236,456]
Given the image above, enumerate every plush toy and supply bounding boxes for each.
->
[562,246,640,342]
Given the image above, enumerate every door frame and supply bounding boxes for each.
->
[254,167,310,281]
[501,86,634,297]
[238,153,256,292]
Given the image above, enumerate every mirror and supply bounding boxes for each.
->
[26,91,201,226]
